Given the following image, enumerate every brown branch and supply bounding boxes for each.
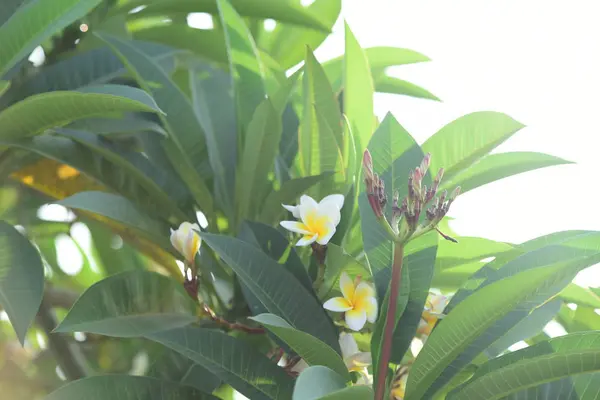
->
[202,304,265,334]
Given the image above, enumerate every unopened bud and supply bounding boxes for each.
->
[450,186,461,201]
[420,153,431,175]
[363,150,374,180]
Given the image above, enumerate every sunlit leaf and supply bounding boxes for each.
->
[292,366,346,400]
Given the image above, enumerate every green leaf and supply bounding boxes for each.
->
[320,386,374,400]
[0,42,178,109]
[559,283,600,308]
[484,298,561,358]
[343,23,375,152]
[300,48,343,181]
[58,191,171,250]
[251,313,350,381]
[200,233,340,353]
[266,0,341,70]
[435,236,514,271]
[54,271,195,337]
[0,0,26,26]
[217,0,266,130]
[124,0,330,31]
[44,375,217,399]
[97,33,214,217]
[236,98,281,221]
[147,326,294,400]
[374,74,440,101]
[0,81,9,98]
[0,85,163,139]
[66,114,167,137]
[422,112,526,183]
[0,222,44,344]
[190,64,236,218]
[133,26,228,65]
[292,366,347,400]
[449,332,600,400]
[55,129,186,220]
[0,0,102,77]
[441,151,572,194]
[259,172,334,224]
[405,253,600,400]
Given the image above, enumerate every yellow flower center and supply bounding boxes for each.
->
[302,211,329,239]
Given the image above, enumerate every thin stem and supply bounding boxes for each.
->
[374,244,404,400]
[37,299,87,380]
[201,304,265,334]
[314,261,326,292]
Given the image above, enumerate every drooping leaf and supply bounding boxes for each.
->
[0,0,102,77]
[292,366,347,400]
[44,375,217,399]
[58,191,171,250]
[374,74,440,101]
[0,221,44,344]
[147,326,295,400]
[559,283,600,308]
[440,151,572,194]
[124,0,330,31]
[405,253,600,400]
[54,271,195,337]
[200,233,340,353]
[97,33,214,217]
[0,85,163,139]
[422,112,526,183]
[251,314,350,381]
[448,332,600,400]
[343,23,374,151]
[217,0,266,131]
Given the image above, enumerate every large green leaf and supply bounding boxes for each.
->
[124,0,330,31]
[0,42,178,110]
[56,128,187,220]
[97,33,214,217]
[405,254,600,400]
[217,0,266,131]
[200,233,340,353]
[320,386,374,400]
[0,0,26,26]
[54,271,195,337]
[65,114,167,137]
[422,112,525,183]
[484,298,561,358]
[251,314,350,380]
[292,366,347,400]
[236,98,281,221]
[58,191,171,249]
[435,236,514,271]
[374,74,440,101]
[266,0,341,70]
[449,332,600,400]
[559,283,600,308]
[0,85,163,139]
[190,64,236,218]
[259,172,334,224]
[343,23,374,152]
[0,222,44,344]
[0,0,102,77]
[147,326,294,400]
[300,48,343,184]
[44,375,217,399]
[440,151,572,194]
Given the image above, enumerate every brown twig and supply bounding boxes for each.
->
[202,304,265,334]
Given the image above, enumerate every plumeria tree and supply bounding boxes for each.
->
[2,0,600,399]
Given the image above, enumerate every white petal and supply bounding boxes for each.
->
[296,234,317,246]
[190,223,201,232]
[298,195,319,222]
[317,201,342,226]
[282,204,300,218]
[339,272,355,301]
[365,296,378,323]
[339,332,359,358]
[320,194,345,210]
[323,297,352,312]
[196,211,209,229]
[345,309,367,331]
[316,221,336,245]
[280,221,311,235]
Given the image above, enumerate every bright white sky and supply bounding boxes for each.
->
[318,0,600,285]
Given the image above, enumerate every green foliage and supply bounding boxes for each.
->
[0,1,595,399]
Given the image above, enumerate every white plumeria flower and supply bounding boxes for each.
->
[170,222,201,264]
[417,293,449,337]
[280,194,344,246]
[339,332,372,384]
[323,272,378,331]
